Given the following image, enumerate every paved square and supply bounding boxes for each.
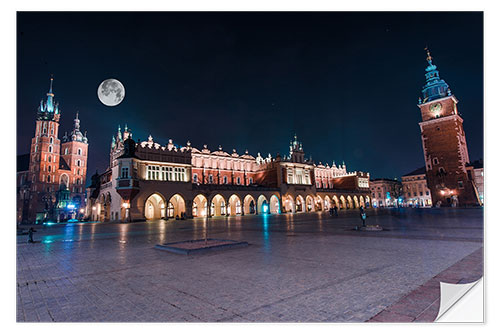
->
[16,208,483,322]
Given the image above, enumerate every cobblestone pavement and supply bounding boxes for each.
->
[16,208,483,322]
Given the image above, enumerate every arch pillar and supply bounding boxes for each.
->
[185,199,193,219]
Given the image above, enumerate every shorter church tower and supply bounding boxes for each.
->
[61,111,89,196]
[417,49,480,207]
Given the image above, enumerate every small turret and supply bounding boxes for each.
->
[67,111,85,142]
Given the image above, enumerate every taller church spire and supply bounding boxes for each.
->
[37,75,60,121]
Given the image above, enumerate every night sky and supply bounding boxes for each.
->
[17,12,483,182]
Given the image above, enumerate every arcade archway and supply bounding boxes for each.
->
[270,195,280,214]
[257,195,268,214]
[324,196,331,211]
[340,196,346,209]
[192,194,208,217]
[211,194,226,216]
[228,194,242,216]
[306,195,314,212]
[296,195,305,212]
[144,193,165,220]
[243,194,256,215]
[354,196,359,209]
[167,194,186,218]
[284,195,294,213]
[315,195,324,211]
[347,196,353,209]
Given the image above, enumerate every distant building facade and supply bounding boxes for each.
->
[369,178,403,208]
[466,159,484,205]
[417,49,480,207]
[86,131,371,222]
[16,78,89,224]
[401,167,432,207]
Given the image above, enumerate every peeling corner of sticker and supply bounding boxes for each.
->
[435,278,483,322]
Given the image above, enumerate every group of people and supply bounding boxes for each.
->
[329,205,367,227]
[328,206,338,216]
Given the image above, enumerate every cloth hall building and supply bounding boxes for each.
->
[86,130,371,222]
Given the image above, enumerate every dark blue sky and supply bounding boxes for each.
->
[17,12,483,180]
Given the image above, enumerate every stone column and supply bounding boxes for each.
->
[185,199,193,219]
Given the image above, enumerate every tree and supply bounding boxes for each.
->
[390,181,404,207]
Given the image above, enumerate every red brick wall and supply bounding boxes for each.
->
[420,98,479,206]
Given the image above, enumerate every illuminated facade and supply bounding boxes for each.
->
[401,167,432,207]
[417,49,480,207]
[17,77,89,224]
[86,131,371,222]
[369,178,403,208]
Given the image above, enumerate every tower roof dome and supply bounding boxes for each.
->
[420,48,451,104]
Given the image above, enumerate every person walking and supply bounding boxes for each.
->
[333,205,338,217]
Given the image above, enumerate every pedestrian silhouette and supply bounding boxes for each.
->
[360,207,367,227]
[28,227,36,243]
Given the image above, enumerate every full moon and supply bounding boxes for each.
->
[97,79,125,106]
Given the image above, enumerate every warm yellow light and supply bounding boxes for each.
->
[92,206,96,210]
[79,209,84,213]
[122,202,130,209]
[440,190,445,195]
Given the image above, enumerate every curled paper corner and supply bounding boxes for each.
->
[435,278,484,322]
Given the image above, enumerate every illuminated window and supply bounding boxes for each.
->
[121,167,129,179]
[287,169,293,184]
[64,148,68,155]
